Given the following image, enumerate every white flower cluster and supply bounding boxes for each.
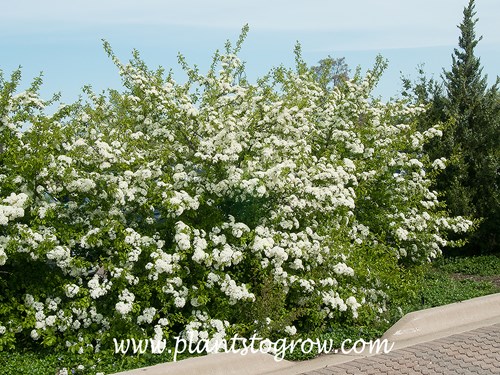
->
[0,192,28,226]
[137,307,156,325]
[162,277,188,308]
[432,158,447,170]
[46,245,71,270]
[322,291,348,316]
[183,310,229,347]
[66,178,96,193]
[394,228,409,242]
[148,250,180,280]
[57,155,73,165]
[115,289,135,316]
[0,236,8,266]
[64,284,80,298]
[284,325,297,336]
[23,294,108,338]
[12,91,45,109]
[219,274,255,305]
[166,190,200,217]
[332,262,355,277]
[174,221,191,251]
[88,275,112,299]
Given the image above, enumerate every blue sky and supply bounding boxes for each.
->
[1,0,499,102]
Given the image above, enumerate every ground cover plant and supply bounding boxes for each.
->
[0,28,476,374]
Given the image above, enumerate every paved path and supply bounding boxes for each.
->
[301,323,500,375]
[114,294,500,375]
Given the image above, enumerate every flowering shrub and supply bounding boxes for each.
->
[0,29,472,369]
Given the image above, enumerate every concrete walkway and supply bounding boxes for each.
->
[113,293,500,375]
[298,323,500,374]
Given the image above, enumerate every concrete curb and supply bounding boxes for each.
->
[381,292,500,344]
[112,292,500,375]
[111,352,295,375]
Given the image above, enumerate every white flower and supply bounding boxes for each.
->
[284,325,297,335]
[158,318,169,326]
[33,301,44,311]
[3,192,28,207]
[0,192,28,225]
[256,185,266,196]
[175,232,190,250]
[343,158,355,170]
[66,178,96,193]
[137,307,157,325]
[206,272,220,288]
[115,302,132,316]
[65,284,80,298]
[30,329,39,340]
[174,222,191,250]
[35,310,46,322]
[45,315,57,327]
[46,246,71,269]
[24,294,35,307]
[333,262,354,277]
[153,324,164,341]
[174,297,186,308]
[88,275,111,299]
[116,289,135,316]
[219,274,255,304]
[395,228,409,241]
[346,296,362,311]
[432,158,446,170]
[322,291,348,313]
[0,247,7,266]
[57,155,73,164]
[190,297,201,307]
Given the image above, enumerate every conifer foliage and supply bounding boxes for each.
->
[404,0,499,253]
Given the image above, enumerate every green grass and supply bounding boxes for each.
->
[0,348,178,375]
[2,255,499,374]
[0,352,61,375]
[434,255,500,276]
[393,255,500,317]
[416,269,499,309]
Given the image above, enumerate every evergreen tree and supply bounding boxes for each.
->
[402,0,499,253]
[440,0,499,253]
